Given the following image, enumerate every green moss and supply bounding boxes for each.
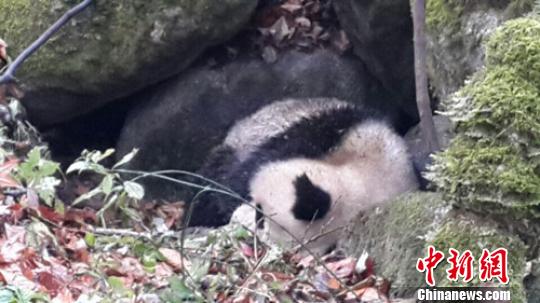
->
[460,67,540,143]
[486,18,540,85]
[430,220,527,302]
[426,0,466,32]
[0,0,256,95]
[429,15,540,222]
[426,0,534,33]
[432,137,540,209]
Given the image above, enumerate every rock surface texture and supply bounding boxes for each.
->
[342,192,527,302]
[0,0,256,126]
[425,0,533,101]
[333,0,417,120]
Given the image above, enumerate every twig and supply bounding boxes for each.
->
[411,0,439,154]
[90,227,154,240]
[0,0,93,84]
[117,169,362,300]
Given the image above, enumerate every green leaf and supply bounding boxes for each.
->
[100,175,114,195]
[233,225,250,240]
[107,276,126,292]
[90,149,115,163]
[161,276,201,302]
[113,149,138,168]
[123,181,144,200]
[39,161,59,176]
[72,186,102,206]
[66,161,90,174]
[0,288,15,303]
[34,176,61,206]
[26,147,41,167]
[85,232,96,247]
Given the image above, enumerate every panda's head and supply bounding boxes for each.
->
[236,159,352,255]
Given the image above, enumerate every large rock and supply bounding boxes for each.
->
[116,50,409,200]
[341,192,528,301]
[333,0,417,121]
[0,0,257,126]
[425,0,533,101]
[427,17,540,225]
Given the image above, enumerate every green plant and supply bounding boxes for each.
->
[14,147,60,206]
[0,286,48,303]
[67,148,144,226]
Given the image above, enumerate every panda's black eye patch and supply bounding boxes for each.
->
[292,173,331,221]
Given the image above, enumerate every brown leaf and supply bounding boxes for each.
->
[324,257,356,279]
[0,224,26,263]
[0,264,40,291]
[326,277,341,291]
[331,30,351,54]
[156,201,184,228]
[158,248,184,271]
[0,158,20,188]
[51,288,74,303]
[64,208,97,224]
[296,254,315,268]
[7,203,25,223]
[38,271,65,294]
[295,17,311,28]
[269,16,295,44]
[36,205,63,223]
[152,262,174,288]
[361,287,389,302]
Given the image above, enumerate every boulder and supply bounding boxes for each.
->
[116,50,408,200]
[333,0,417,120]
[424,0,533,101]
[341,192,528,301]
[0,0,257,126]
[427,17,540,224]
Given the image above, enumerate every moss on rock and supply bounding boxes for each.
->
[426,0,534,33]
[342,192,450,297]
[426,0,466,32]
[428,15,540,222]
[431,219,527,302]
[342,192,528,300]
[486,18,540,85]
[424,0,534,102]
[0,0,257,125]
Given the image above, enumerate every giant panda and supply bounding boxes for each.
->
[188,98,418,253]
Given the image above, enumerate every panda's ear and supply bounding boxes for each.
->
[292,173,331,221]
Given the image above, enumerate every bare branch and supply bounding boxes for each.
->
[0,0,93,84]
[412,0,439,154]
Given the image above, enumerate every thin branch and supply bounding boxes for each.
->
[0,0,93,84]
[117,169,361,300]
[412,0,439,154]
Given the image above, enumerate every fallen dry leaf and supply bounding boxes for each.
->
[323,257,356,279]
[0,158,20,188]
[152,262,174,288]
[158,247,184,271]
[51,288,75,303]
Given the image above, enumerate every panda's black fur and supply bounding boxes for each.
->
[188,101,387,227]
[291,173,331,221]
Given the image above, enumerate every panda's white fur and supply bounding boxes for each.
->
[191,98,418,252]
[230,119,417,254]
